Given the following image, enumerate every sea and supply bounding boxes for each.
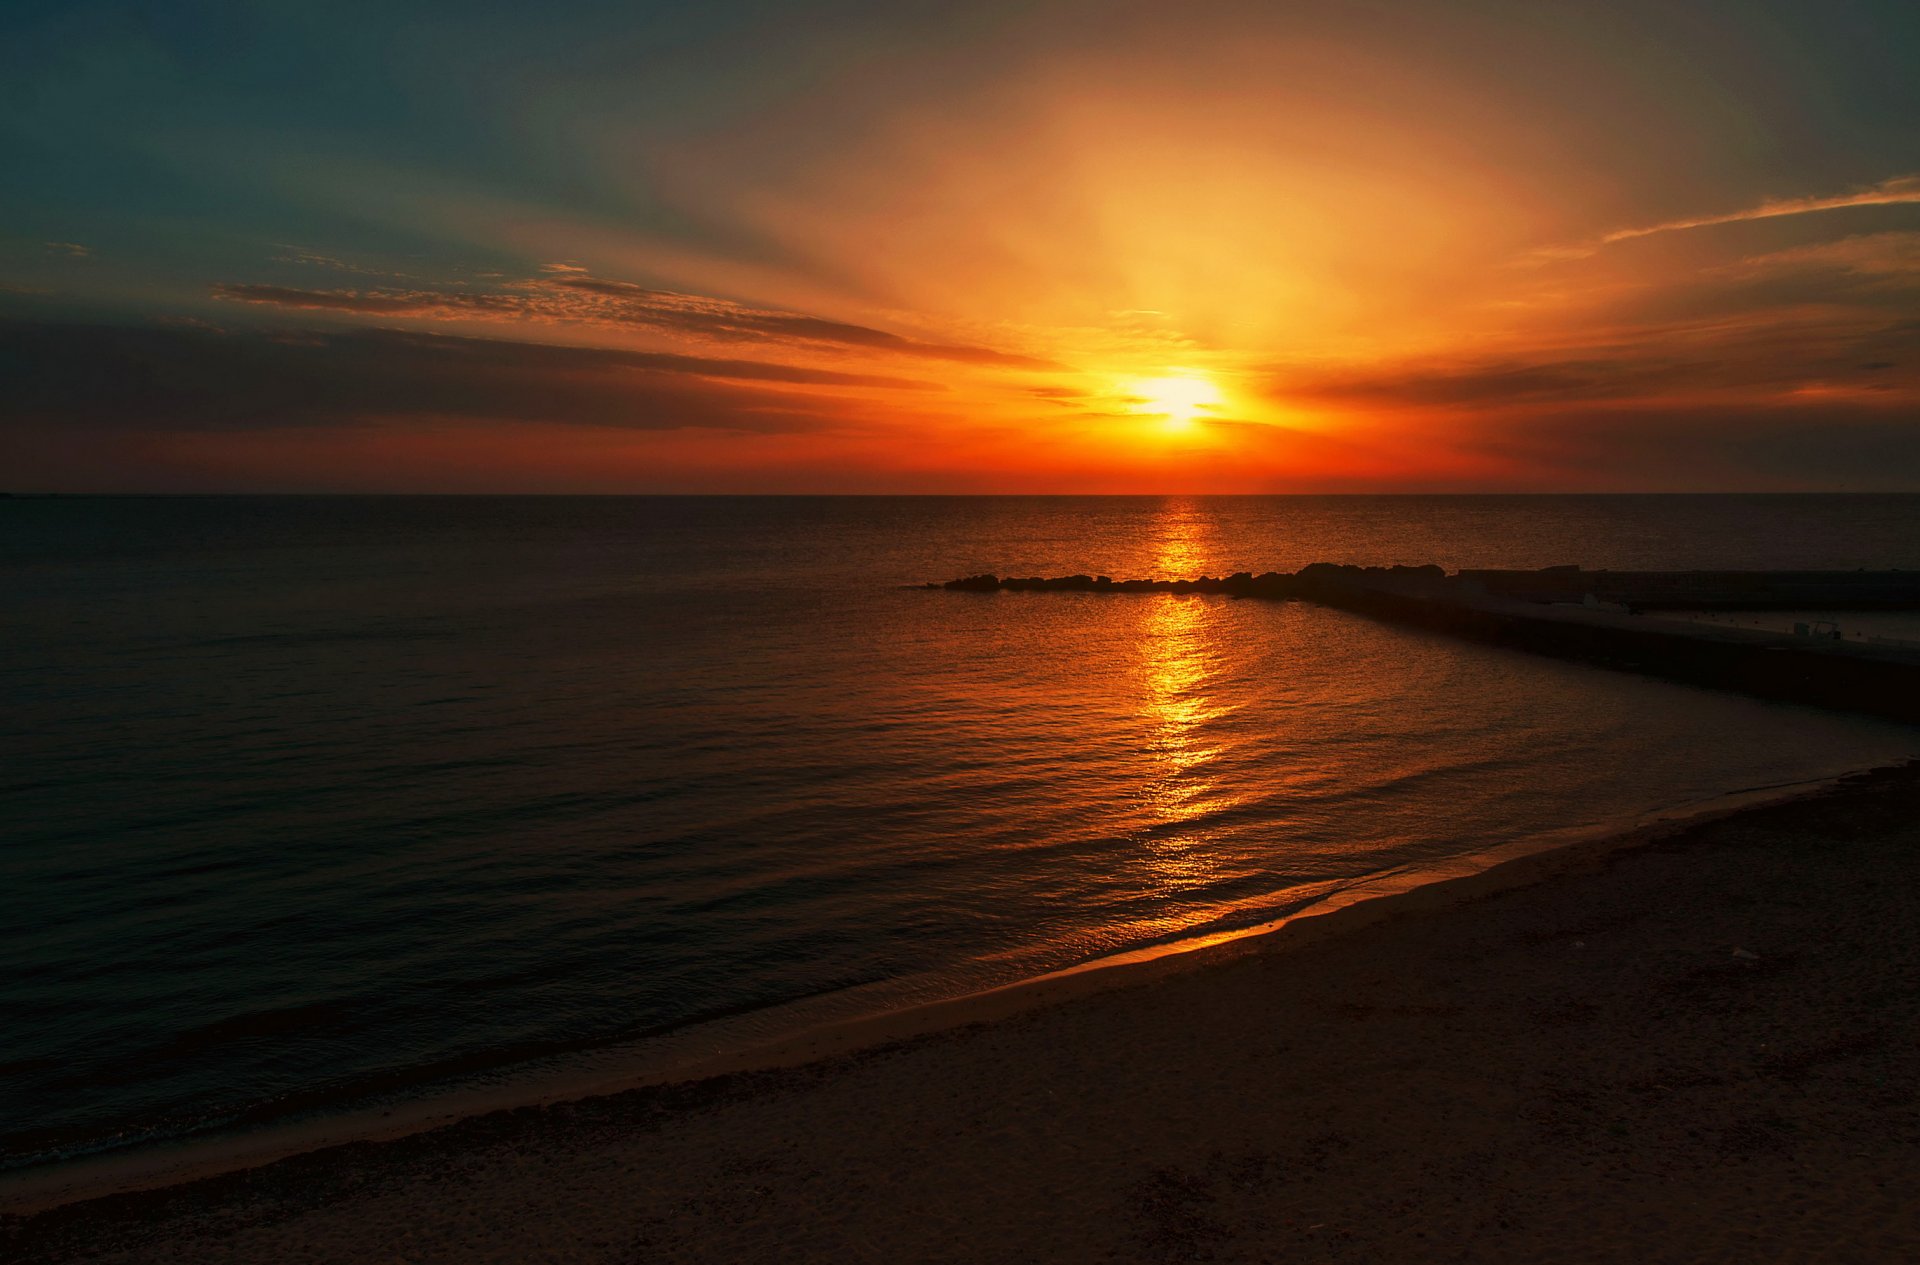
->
[5,494,1918,1174]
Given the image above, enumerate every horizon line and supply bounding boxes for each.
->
[5,490,1913,499]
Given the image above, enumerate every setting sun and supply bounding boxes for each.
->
[4,0,1916,500]
[1127,374,1224,428]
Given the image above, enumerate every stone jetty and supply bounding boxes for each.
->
[929,565,1920,723]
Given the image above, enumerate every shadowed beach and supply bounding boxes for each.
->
[11,761,1918,1263]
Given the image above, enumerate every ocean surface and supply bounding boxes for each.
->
[5,494,1919,1172]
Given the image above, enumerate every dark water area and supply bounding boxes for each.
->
[4,495,1918,1171]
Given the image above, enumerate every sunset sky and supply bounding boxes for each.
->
[4,0,1917,492]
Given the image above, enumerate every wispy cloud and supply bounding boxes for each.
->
[211,274,1056,368]
[0,320,894,434]
[1532,175,1920,262]
[213,284,442,315]
[1603,175,1920,245]
[45,242,91,258]
[1715,230,1920,281]
[539,275,1053,365]
[1272,313,1920,411]
[1466,399,1920,491]
[270,246,417,279]
[1277,358,1688,408]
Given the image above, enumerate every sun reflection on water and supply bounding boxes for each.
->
[1142,595,1223,799]
[1131,502,1247,896]
[1149,497,1210,578]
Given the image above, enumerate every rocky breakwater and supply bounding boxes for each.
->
[928,563,1920,724]
[935,571,1296,596]
[931,565,1447,598]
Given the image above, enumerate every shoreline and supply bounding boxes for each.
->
[10,757,1920,1261]
[1,761,1897,1220]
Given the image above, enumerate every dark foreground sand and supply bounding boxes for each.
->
[9,763,1920,1263]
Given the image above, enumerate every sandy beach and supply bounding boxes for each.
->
[9,761,1919,1263]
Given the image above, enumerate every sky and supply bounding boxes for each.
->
[3,0,1918,492]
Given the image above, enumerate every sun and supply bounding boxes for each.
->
[1127,374,1223,428]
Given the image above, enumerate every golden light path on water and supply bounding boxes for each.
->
[1134,502,1244,899]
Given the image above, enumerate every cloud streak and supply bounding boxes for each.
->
[211,273,1057,369]
[1273,314,1920,411]
[1278,358,1692,408]
[1531,175,1920,262]
[1466,399,1920,491]
[1602,174,1920,245]
[0,320,914,434]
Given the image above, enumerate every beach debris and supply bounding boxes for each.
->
[1732,947,1760,961]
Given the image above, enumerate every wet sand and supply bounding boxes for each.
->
[8,762,1920,1263]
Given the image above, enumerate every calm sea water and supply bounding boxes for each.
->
[4,495,1918,1170]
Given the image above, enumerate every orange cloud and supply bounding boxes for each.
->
[211,278,1054,367]
[1603,174,1920,244]
[1532,175,1920,261]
